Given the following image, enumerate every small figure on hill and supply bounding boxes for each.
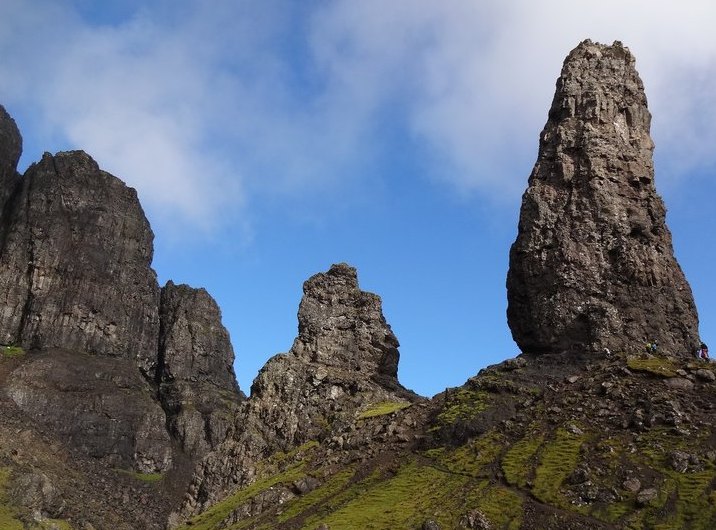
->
[699,342,709,361]
[645,340,658,354]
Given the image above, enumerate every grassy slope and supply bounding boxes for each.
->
[179,353,716,530]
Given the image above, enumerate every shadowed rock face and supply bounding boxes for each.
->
[0,105,243,488]
[507,40,699,357]
[0,105,22,209]
[158,281,243,456]
[0,150,161,375]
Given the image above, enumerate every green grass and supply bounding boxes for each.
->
[1,346,25,358]
[178,462,308,530]
[306,460,469,529]
[277,466,356,523]
[115,469,164,483]
[0,468,24,530]
[501,433,544,488]
[357,401,410,420]
[435,387,491,425]
[627,356,679,378]
[532,428,585,508]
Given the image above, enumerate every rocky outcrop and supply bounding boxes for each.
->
[0,106,243,484]
[291,263,400,384]
[0,151,161,376]
[175,263,418,523]
[7,349,173,472]
[506,40,699,357]
[158,281,243,456]
[0,105,22,210]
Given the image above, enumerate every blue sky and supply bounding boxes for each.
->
[1,1,714,397]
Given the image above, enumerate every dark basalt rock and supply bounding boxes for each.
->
[0,151,161,376]
[175,263,417,522]
[506,40,699,357]
[0,105,22,210]
[291,263,400,384]
[158,281,243,456]
[7,349,173,473]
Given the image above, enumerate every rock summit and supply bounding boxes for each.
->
[507,40,699,357]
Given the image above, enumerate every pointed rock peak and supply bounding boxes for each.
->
[0,104,22,174]
[291,262,400,382]
[507,40,699,357]
[0,105,22,208]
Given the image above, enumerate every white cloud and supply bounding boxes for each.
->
[0,0,714,234]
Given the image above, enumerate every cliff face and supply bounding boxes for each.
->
[0,151,161,376]
[507,40,700,357]
[0,106,21,209]
[158,281,242,456]
[0,104,243,528]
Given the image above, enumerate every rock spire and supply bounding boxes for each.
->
[506,40,699,356]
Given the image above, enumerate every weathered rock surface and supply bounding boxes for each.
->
[0,105,22,210]
[0,150,161,376]
[0,105,245,527]
[507,40,699,356]
[7,349,173,472]
[158,281,243,456]
[175,263,419,523]
[291,263,400,383]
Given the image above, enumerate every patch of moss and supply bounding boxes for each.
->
[1,346,25,358]
[268,440,319,466]
[115,469,163,483]
[501,433,544,488]
[532,428,585,508]
[178,462,308,530]
[357,401,410,420]
[436,431,504,476]
[472,484,523,530]
[307,460,468,529]
[627,356,678,378]
[435,387,491,425]
[278,466,356,523]
[0,468,24,530]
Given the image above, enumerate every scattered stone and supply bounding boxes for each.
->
[459,508,491,529]
[664,378,694,391]
[636,488,659,506]
[422,521,441,530]
[566,375,580,384]
[623,478,641,493]
[695,369,716,382]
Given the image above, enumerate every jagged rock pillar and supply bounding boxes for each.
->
[506,40,699,357]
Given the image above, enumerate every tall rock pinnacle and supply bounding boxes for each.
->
[506,40,699,356]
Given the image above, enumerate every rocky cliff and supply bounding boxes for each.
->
[175,263,419,525]
[0,105,243,529]
[0,39,713,530]
[506,40,700,357]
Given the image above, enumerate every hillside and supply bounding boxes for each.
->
[0,39,713,530]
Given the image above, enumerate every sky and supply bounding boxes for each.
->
[0,1,714,397]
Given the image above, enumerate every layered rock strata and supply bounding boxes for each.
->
[507,40,699,356]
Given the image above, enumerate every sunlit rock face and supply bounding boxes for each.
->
[507,40,699,357]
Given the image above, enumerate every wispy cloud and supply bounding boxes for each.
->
[0,0,714,235]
